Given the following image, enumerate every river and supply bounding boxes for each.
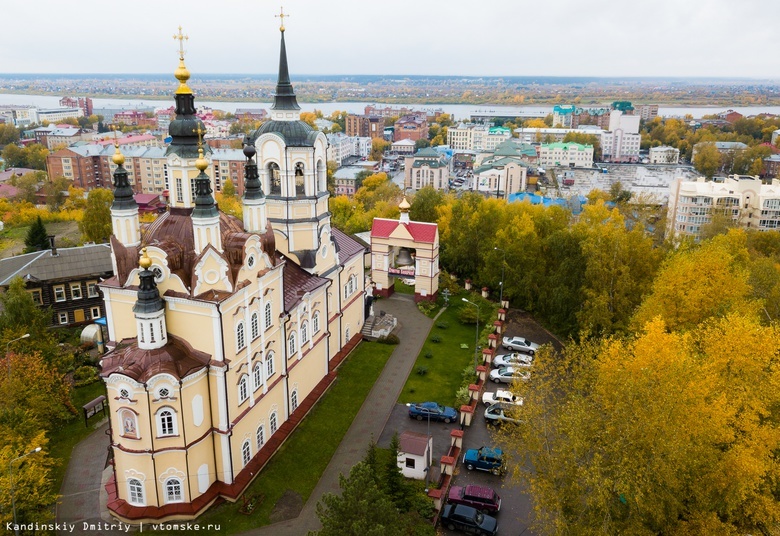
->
[1,93,779,120]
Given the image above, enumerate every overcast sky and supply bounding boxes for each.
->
[2,0,778,78]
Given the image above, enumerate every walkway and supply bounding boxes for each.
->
[56,293,433,535]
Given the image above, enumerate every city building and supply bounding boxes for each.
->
[37,107,84,124]
[404,147,449,191]
[514,126,604,144]
[392,139,416,155]
[393,113,428,142]
[0,105,39,127]
[370,198,439,301]
[649,145,680,164]
[100,23,367,523]
[771,129,780,147]
[0,242,112,327]
[345,114,384,139]
[46,145,105,189]
[691,141,749,162]
[538,142,594,168]
[763,154,780,178]
[447,123,511,152]
[601,111,641,163]
[635,104,659,121]
[60,96,94,117]
[667,175,780,240]
[235,108,268,122]
[471,140,529,199]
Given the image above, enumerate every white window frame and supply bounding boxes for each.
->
[313,312,320,334]
[270,411,278,435]
[256,424,265,450]
[291,389,298,412]
[301,321,309,345]
[90,306,101,319]
[54,285,66,302]
[238,375,249,404]
[266,352,275,378]
[164,477,183,503]
[156,408,177,437]
[87,280,99,298]
[128,478,145,506]
[253,362,262,391]
[264,302,272,330]
[250,312,259,340]
[70,282,82,300]
[58,312,68,325]
[288,332,297,356]
[236,321,246,351]
[241,439,251,467]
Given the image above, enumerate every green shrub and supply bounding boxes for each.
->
[430,335,441,343]
[73,365,99,387]
[377,333,400,345]
[424,351,434,359]
[416,366,428,376]
[455,385,471,407]
[436,321,449,329]
[417,300,437,316]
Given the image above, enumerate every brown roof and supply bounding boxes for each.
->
[100,334,211,383]
[399,430,430,456]
[281,255,330,311]
[332,227,367,265]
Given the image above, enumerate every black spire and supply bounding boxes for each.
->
[271,29,301,112]
[192,170,218,219]
[242,143,264,200]
[133,263,164,314]
[110,150,138,211]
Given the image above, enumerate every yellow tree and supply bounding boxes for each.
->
[693,142,722,178]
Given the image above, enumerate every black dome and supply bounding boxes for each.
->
[254,120,316,147]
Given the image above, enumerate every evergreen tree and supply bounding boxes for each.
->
[384,432,407,510]
[24,216,49,253]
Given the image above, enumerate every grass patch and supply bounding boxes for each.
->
[393,279,415,295]
[167,341,395,534]
[398,292,480,407]
[49,381,108,491]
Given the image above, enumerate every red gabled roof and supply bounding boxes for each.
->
[370,218,437,243]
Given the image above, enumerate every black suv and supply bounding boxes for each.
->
[440,504,498,536]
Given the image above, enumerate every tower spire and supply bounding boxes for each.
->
[271,8,300,112]
[133,248,168,350]
[192,126,217,219]
[110,127,137,210]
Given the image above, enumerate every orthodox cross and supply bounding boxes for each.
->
[173,26,188,60]
[193,125,205,150]
[276,7,289,31]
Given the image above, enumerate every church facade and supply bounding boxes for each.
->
[100,25,366,522]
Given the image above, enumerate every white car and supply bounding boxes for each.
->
[492,353,533,369]
[489,366,531,384]
[482,389,523,406]
[502,336,540,355]
[484,402,521,426]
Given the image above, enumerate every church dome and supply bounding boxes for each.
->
[254,120,317,147]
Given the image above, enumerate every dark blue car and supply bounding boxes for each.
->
[406,402,458,423]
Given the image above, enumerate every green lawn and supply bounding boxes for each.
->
[49,380,108,491]
[161,341,395,534]
[393,279,415,295]
[398,293,482,407]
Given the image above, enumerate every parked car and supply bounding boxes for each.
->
[492,352,533,368]
[441,504,498,536]
[502,336,540,354]
[448,485,502,514]
[463,446,506,475]
[484,402,521,426]
[482,388,522,406]
[489,366,530,384]
[406,402,457,423]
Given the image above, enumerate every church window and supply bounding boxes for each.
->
[291,389,299,412]
[241,440,251,467]
[139,323,145,343]
[157,408,176,437]
[265,302,273,330]
[158,387,170,399]
[190,178,196,202]
[313,312,320,334]
[120,388,130,399]
[149,323,156,343]
[176,178,183,203]
[301,321,309,345]
[288,332,297,356]
[251,312,259,340]
[256,424,265,450]
[295,162,305,195]
[253,362,262,391]
[238,375,249,404]
[236,322,246,351]
[266,352,275,378]
[268,163,281,194]
[270,411,278,434]
[128,479,144,505]
[346,326,351,341]
[165,478,183,503]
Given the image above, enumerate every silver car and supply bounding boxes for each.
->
[489,366,531,384]
[502,336,540,355]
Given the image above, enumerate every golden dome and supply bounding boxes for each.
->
[174,59,193,95]
[112,145,125,166]
[399,197,411,211]
[195,147,208,171]
[139,248,152,270]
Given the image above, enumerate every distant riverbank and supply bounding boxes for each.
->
[2,92,780,120]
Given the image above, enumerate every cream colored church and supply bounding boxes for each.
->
[99,24,366,522]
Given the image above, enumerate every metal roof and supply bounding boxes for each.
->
[0,244,113,286]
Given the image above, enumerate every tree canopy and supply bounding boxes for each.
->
[79,188,114,243]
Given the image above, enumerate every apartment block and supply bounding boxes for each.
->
[538,142,594,168]
[345,114,384,139]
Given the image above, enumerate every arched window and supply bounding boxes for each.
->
[256,424,265,450]
[238,375,249,404]
[128,478,144,505]
[165,478,183,503]
[241,440,251,467]
[291,389,298,412]
[295,162,305,196]
[264,302,272,330]
[313,312,320,334]
[139,323,145,343]
[266,352,275,377]
[253,362,262,391]
[270,411,278,435]
[288,332,297,356]
[250,312,259,340]
[300,321,309,345]
[345,326,351,341]
[268,163,281,194]
[236,322,246,351]
[157,408,176,437]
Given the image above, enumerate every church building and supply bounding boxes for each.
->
[99,22,366,522]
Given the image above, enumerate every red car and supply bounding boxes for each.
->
[447,484,501,514]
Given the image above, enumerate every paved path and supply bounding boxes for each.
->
[57,293,434,535]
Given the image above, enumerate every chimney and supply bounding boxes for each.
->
[48,235,58,256]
